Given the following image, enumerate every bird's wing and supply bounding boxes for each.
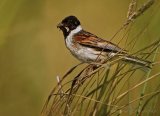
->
[74,30,127,53]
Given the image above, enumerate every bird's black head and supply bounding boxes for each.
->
[57,16,81,37]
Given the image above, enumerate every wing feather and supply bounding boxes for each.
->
[74,30,127,53]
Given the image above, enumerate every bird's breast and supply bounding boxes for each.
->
[65,37,107,63]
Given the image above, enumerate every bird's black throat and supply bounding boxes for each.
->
[59,26,70,39]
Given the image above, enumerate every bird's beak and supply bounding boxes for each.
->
[57,23,63,28]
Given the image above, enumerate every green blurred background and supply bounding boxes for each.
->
[0,0,159,116]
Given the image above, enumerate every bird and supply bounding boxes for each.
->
[57,15,151,69]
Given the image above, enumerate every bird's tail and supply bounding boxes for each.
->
[120,55,152,70]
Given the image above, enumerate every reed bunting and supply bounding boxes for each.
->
[57,15,151,68]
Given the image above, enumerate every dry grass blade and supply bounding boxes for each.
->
[110,90,160,115]
[111,72,160,104]
[41,63,83,115]
[124,0,155,27]
[127,0,137,19]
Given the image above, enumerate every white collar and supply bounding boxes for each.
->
[69,25,82,36]
[66,25,82,44]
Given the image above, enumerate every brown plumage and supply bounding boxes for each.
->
[74,30,127,54]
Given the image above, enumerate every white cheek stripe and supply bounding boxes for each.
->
[65,25,82,51]
[66,25,82,47]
